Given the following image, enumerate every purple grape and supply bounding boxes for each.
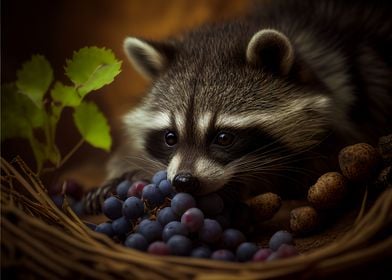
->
[147,241,171,255]
[191,246,212,259]
[85,221,97,231]
[124,233,149,251]
[197,193,224,216]
[50,179,84,200]
[220,229,246,250]
[214,212,231,230]
[211,249,235,261]
[152,170,167,185]
[51,195,64,208]
[138,220,163,243]
[123,196,144,220]
[157,207,179,226]
[102,196,123,220]
[167,235,193,256]
[162,221,189,242]
[236,242,258,262]
[269,230,294,251]
[112,216,132,236]
[158,179,173,196]
[127,181,148,198]
[142,184,165,207]
[171,193,196,216]
[267,244,299,261]
[181,208,204,232]
[95,222,115,237]
[71,200,84,216]
[252,248,273,262]
[116,180,132,200]
[198,219,222,243]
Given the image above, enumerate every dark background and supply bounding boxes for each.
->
[1,0,251,188]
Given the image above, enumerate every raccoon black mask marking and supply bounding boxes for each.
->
[108,0,392,199]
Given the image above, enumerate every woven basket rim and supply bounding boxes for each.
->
[1,156,392,279]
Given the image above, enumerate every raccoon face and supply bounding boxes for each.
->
[123,27,332,195]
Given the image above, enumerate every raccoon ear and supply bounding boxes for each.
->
[246,29,294,75]
[123,37,175,79]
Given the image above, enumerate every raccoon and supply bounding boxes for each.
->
[85,0,392,212]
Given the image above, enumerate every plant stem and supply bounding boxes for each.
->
[57,139,84,168]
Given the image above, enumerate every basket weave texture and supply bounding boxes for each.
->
[1,157,392,280]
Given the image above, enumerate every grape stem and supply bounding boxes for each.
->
[58,138,85,168]
[40,138,84,175]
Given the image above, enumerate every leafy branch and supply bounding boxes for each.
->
[1,47,122,174]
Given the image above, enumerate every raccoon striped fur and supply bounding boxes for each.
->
[101,0,391,204]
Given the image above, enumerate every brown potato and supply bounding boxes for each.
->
[308,172,347,209]
[290,206,319,235]
[338,143,381,183]
[247,192,281,221]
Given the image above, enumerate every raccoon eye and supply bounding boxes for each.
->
[214,132,235,147]
[164,131,177,146]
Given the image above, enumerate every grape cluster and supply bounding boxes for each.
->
[94,170,298,262]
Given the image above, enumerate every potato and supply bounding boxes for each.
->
[247,192,281,221]
[290,206,319,235]
[338,143,381,182]
[308,172,347,209]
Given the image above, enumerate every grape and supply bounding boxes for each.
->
[199,219,222,243]
[157,207,179,226]
[268,230,294,251]
[214,212,231,230]
[142,184,165,207]
[162,221,188,242]
[138,220,163,243]
[95,222,115,237]
[85,221,97,231]
[267,244,298,261]
[112,216,132,236]
[220,229,246,250]
[252,248,272,262]
[51,195,64,208]
[123,196,144,220]
[211,249,235,262]
[171,193,196,216]
[127,181,148,198]
[116,180,132,200]
[71,200,84,216]
[167,235,193,256]
[50,179,84,200]
[102,196,123,220]
[197,193,224,216]
[152,170,167,185]
[236,242,258,262]
[181,208,204,232]
[191,246,212,259]
[147,241,171,255]
[158,180,173,196]
[124,233,149,251]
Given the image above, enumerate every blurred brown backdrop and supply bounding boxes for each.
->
[2,0,251,187]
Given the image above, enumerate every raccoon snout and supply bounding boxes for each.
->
[172,172,200,193]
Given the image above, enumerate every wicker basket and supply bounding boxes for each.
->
[1,156,391,280]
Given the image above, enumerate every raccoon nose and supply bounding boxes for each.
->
[172,173,199,193]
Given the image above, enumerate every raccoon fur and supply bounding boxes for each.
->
[103,0,391,203]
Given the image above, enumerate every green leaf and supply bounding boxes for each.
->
[51,81,81,107]
[16,55,53,108]
[1,83,45,141]
[73,101,112,151]
[65,47,121,97]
